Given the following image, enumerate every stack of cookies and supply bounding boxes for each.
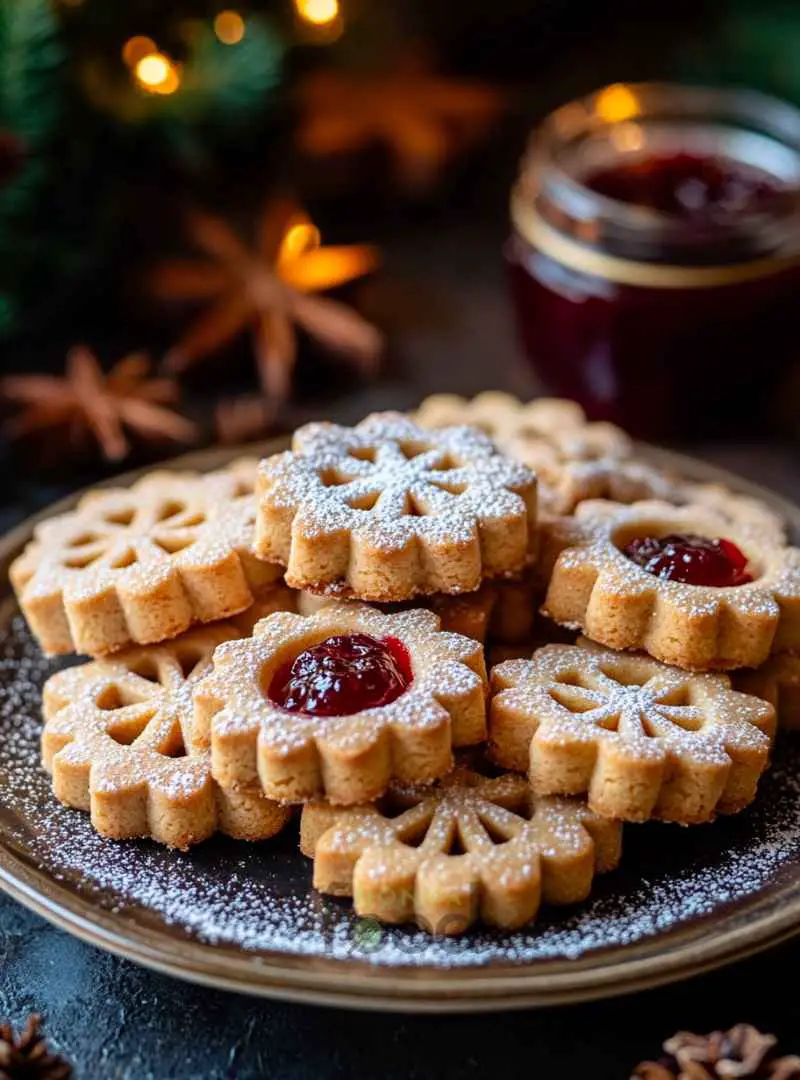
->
[11,398,800,937]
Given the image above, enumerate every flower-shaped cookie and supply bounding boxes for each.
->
[414,391,622,449]
[42,625,292,848]
[735,652,800,731]
[541,499,800,670]
[414,391,681,514]
[490,643,776,823]
[11,458,283,656]
[299,767,622,934]
[192,603,488,805]
[254,411,537,601]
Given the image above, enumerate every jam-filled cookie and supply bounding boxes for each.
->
[489,641,776,823]
[192,602,488,805]
[541,499,800,670]
[299,766,622,934]
[254,411,537,601]
[42,625,291,849]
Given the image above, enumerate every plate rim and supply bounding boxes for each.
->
[2,438,799,1013]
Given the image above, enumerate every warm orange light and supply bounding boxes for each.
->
[279,221,322,264]
[134,53,181,95]
[611,121,645,154]
[214,10,246,44]
[122,35,157,68]
[295,0,340,27]
[595,84,640,124]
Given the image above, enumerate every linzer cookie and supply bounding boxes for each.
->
[489,642,775,823]
[254,411,536,601]
[735,652,800,731]
[542,499,800,670]
[192,603,488,805]
[11,459,283,657]
[299,767,622,934]
[41,625,291,849]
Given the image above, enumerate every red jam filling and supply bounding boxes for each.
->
[586,152,785,220]
[269,633,412,716]
[622,533,753,586]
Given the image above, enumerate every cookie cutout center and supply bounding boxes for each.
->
[621,532,753,587]
[269,633,412,717]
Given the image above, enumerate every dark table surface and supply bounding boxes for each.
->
[2,215,800,1080]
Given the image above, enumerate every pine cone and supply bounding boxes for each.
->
[0,1015,72,1080]
[633,1025,800,1080]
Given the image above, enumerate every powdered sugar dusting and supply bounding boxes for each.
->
[258,412,536,559]
[3,612,800,968]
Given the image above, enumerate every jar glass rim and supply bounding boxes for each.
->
[516,81,800,263]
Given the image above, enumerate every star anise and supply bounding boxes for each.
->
[633,1025,800,1080]
[151,199,383,403]
[296,57,505,191]
[0,346,198,462]
[0,1014,72,1080]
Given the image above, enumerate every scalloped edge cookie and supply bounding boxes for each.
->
[299,766,622,933]
[11,459,283,657]
[42,624,292,848]
[254,411,537,601]
[541,499,800,670]
[192,602,488,805]
[489,641,776,822]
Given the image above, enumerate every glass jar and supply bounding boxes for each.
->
[507,83,800,438]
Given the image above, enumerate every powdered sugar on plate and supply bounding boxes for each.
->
[2,613,800,968]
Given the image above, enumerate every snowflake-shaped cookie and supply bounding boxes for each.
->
[254,411,537,601]
[414,391,684,514]
[736,652,800,732]
[489,642,776,823]
[11,458,283,656]
[414,394,788,535]
[299,766,622,934]
[42,625,292,848]
[192,603,488,805]
[541,499,800,671]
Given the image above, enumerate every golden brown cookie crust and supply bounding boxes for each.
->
[192,602,488,805]
[297,573,538,646]
[541,499,800,670]
[42,625,292,849]
[489,641,776,823]
[11,459,283,657]
[299,766,622,934]
[735,651,800,731]
[254,411,537,601]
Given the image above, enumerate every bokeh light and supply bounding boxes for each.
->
[295,0,340,27]
[122,36,157,68]
[134,53,182,96]
[214,11,246,45]
[595,83,640,124]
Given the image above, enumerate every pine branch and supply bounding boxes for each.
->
[0,0,64,145]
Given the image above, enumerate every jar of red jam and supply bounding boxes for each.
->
[507,83,800,438]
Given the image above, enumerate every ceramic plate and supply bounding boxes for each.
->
[1,441,799,1013]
